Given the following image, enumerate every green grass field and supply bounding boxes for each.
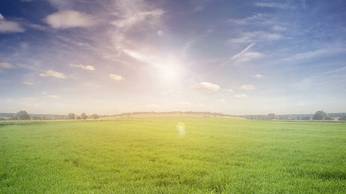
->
[1,117,345,193]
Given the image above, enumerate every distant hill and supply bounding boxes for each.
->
[1,112,345,121]
[242,113,346,120]
[103,111,239,119]
[0,113,66,120]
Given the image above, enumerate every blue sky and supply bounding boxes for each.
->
[0,0,346,114]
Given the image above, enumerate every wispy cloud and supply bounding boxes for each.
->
[122,49,150,63]
[109,73,124,81]
[40,70,66,79]
[190,0,212,12]
[0,62,15,71]
[109,0,164,33]
[47,0,73,9]
[234,51,264,63]
[0,14,25,33]
[228,14,274,26]
[282,48,346,62]
[228,31,282,44]
[224,88,234,93]
[87,0,168,75]
[45,10,95,29]
[194,82,221,92]
[42,91,60,99]
[255,74,264,79]
[231,43,255,61]
[22,81,34,86]
[71,64,95,71]
[111,9,164,30]
[234,93,248,99]
[272,25,286,32]
[255,2,295,9]
[222,43,264,65]
[240,84,256,91]
[47,95,59,99]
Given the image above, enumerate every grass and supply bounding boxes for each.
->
[0,117,345,193]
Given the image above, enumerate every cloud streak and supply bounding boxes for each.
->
[0,14,25,33]
[255,2,295,9]
[71,64,95,71]
[45,10,95,29]
[231,43,256,61]
[109,73,124,81]
[40,70,66,79]
[111,9,164,30]
[195,82,221,92]
[0,62,15,70]
[234,93,248,99]
[240,84,256,91]
[228,31,282,44]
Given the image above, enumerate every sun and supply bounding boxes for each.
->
[158,63,181,82]
[155,57,184,83]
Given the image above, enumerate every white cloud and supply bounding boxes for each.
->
[111,9,164,30]
[0,62,15,70]
[157,30,164,36]
[231,43,255,61]
[282,48,346,62]
[45,10,94,29]
[145,103,160,110]
[42,91,60,99]
[240,84,256,91]
[255,74,264,79]
[40,70,66,79]
[255,2,295,9]
[195,82,221,92]
[235,52,264,63]
[272,25,286,32]
[234,94,248,99]
[228,14,274,26]
[71,64,95,71]
[0,14,25,33]
[47,95,59,99]
[47,0,72,8]
[23,81,34,86]
[109,73,124,81]
[122,49,149,63]
[191,0,212,12]
[228,31,282,44]
[223,43,264,65]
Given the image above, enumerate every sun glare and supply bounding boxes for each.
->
[157,62,182,82]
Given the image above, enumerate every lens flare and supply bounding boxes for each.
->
[176,122,186,137]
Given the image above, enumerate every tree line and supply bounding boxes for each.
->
[67,113,99,120]
[3,110,346,121]
[9,111,100,120]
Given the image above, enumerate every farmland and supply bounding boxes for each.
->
[0,117,345,193]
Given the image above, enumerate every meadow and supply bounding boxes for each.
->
[0,117,345,193]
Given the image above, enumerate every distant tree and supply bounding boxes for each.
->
[80,113,88,120]
[67,113,75,120]
[325,116,333,120]
[301,116,311,120]
[339,116,346,121]
[16,110,31,120]
[90,114,99,119]
[313,111,327,120]
[31,116,42,120]
[76,116,81,120]
[267,113,276,120]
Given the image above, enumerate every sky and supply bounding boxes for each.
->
[0,0,346,115]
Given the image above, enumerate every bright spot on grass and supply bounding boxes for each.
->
[176,122,186,137]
